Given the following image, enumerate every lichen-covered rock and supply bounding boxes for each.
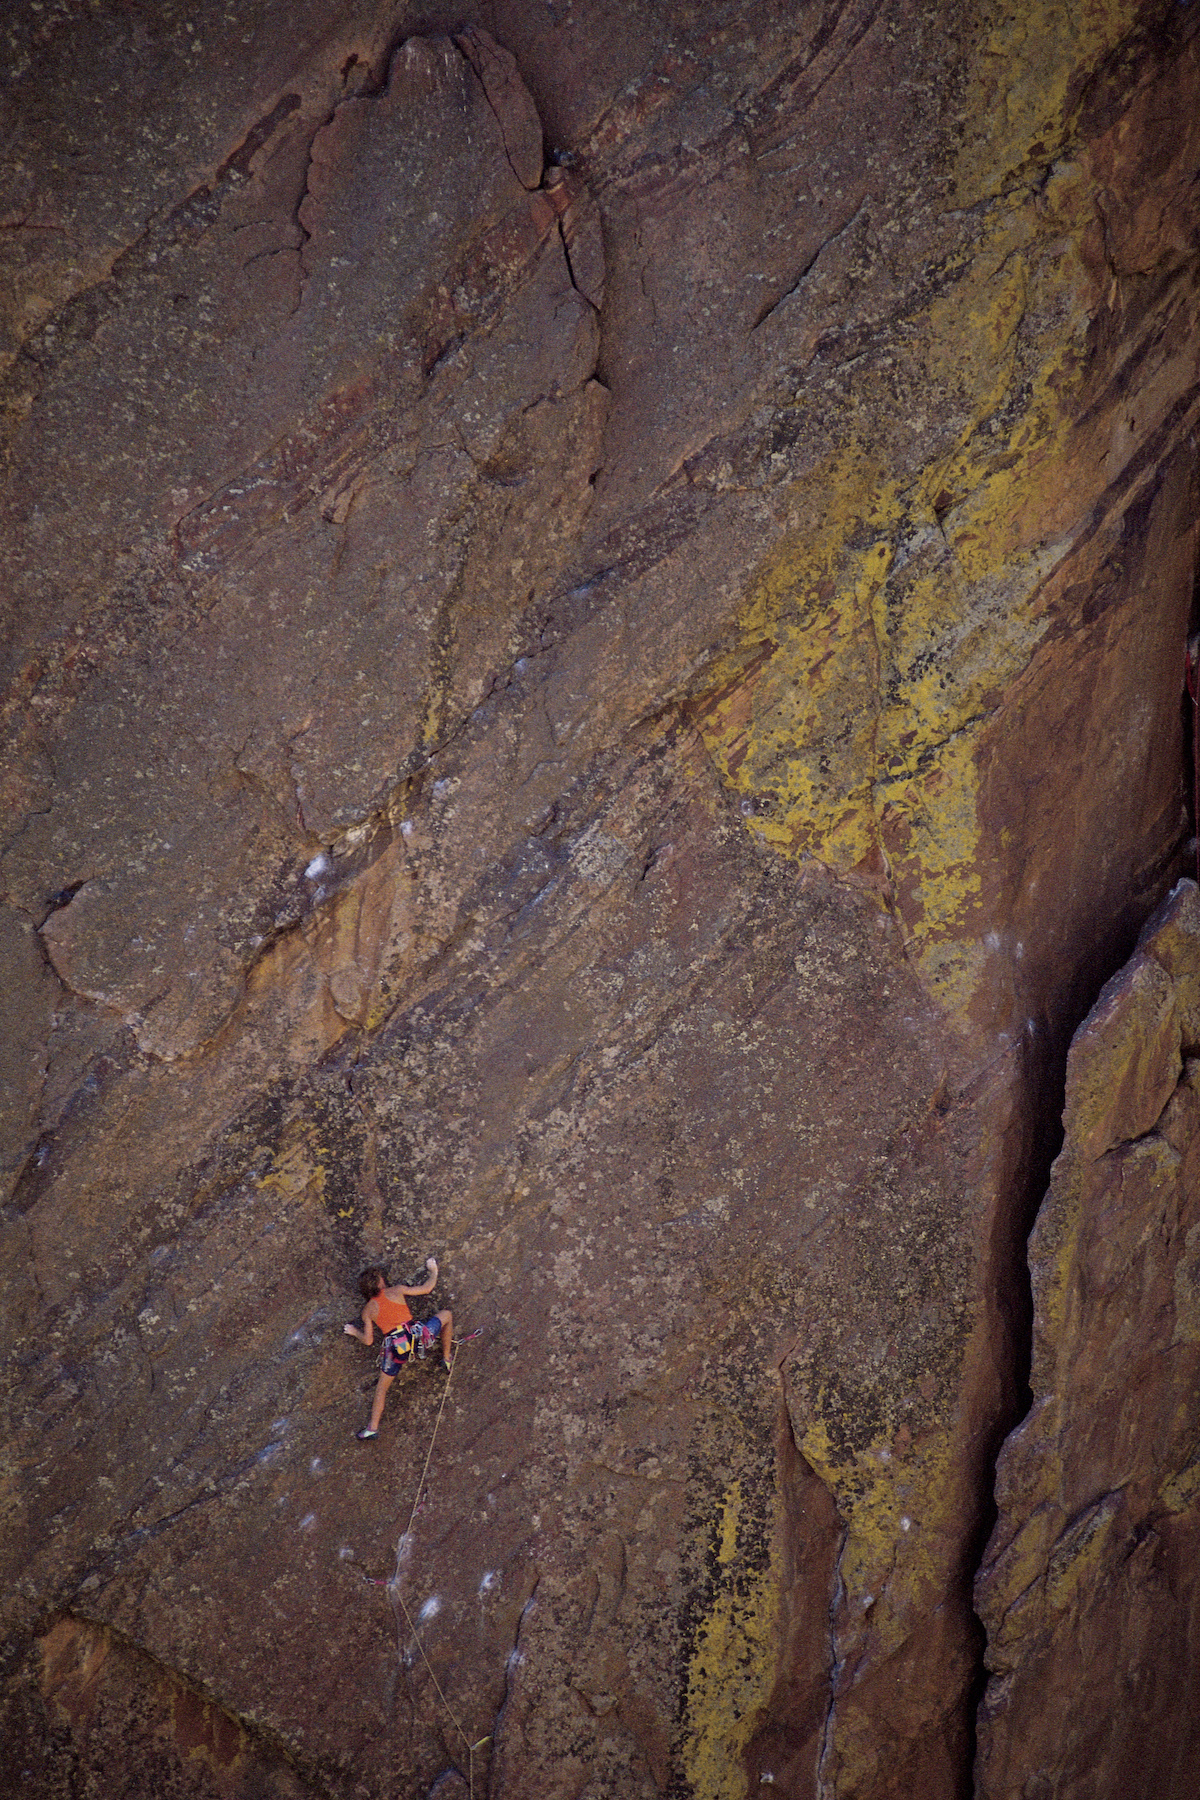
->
[976,880,1200,1798]
[2,4,1199,1798]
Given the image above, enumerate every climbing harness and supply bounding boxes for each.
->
[379,1318,434,1373]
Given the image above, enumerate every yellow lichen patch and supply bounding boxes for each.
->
[681,1480,780,1800]
[1159,1456,1200,1515]
[693,443,899,871]
[726,442,901,649]
[716,1480,742,1565]
[877,734,985,1017]
[919,230,1035,459]
[952,0,1145,206]
[693,39,1117,1024]
[1036,1176,1084,1356]
[798,1411,958,1666]
[1044,1493,1120,1610]
[923,212,1095,576]
[257,1120,327,1206]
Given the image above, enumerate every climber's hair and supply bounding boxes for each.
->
[358,1266,388,1300]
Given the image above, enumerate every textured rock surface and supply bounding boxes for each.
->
[2,3,1199,1797]
[976,880,1200,1799]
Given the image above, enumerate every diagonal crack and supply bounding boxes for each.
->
[752,197,868,333]
[2,92,303,401]
[454,29,543,193]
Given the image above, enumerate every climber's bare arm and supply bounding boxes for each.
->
[398,1256,439,1298]
[344,1302,378,1344]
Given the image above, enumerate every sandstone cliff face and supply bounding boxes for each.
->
[1,4,1198,1798]
[977,880,1200,1800]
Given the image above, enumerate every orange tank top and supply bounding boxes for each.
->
[375,1292,412,1333]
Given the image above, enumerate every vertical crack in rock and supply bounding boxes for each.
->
[476,1576,541,1795]
[973,878,1200,1794]
[962,1024,1064,1794]
[815,1538,849,1800]
[5,4,1200,1795]
[967,533,1200,1786]
[744,1373,845,1799]
[454,29,545,193]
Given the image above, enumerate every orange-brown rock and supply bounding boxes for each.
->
[976,880,1200,1798]
[2,5,1199,1798]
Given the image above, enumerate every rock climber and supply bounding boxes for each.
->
[344,1257,454,1441]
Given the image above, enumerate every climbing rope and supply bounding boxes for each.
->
[393,1587,491,1795]
[402,1341,459,1544]
[1187,639,1199,890]
[379,1329,489,1796]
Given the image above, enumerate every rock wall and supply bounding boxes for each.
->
[977,880,1200,1800]
[2,3,1198,1797]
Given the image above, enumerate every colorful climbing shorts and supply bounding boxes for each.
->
[381,1318,439,1376]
